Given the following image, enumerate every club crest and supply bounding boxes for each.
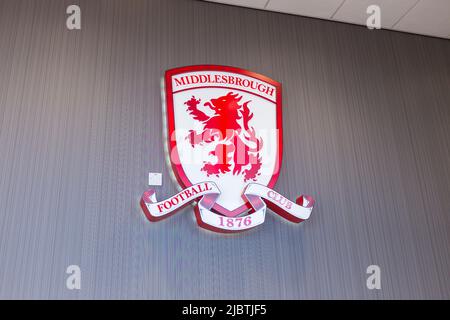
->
[141,65,315,233]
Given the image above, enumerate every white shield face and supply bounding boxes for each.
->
[165,66,282,217]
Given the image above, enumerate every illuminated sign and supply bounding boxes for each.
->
[141,65,314,233]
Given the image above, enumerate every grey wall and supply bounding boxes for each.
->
[0,0,449,299]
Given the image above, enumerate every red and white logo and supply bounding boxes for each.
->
[140,65,315,233]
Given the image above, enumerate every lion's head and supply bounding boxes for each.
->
[204,92,243,115]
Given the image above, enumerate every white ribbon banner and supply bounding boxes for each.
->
[140,182,314,232]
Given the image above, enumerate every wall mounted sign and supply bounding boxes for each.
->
[140,65,315,233]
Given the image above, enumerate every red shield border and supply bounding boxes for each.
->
[164,65,283,220]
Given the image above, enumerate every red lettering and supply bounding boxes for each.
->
[171,197,179,206]
[190,75,199,84]
[268,190,291,209]
[184,189,192,198]
[163,201,172,210]
[174,77,185,86]
[257,83,266,93]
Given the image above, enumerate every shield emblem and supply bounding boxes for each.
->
[165,65,282,217]
[141,65,314,233]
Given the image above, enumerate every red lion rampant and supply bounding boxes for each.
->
[185,92,263,181]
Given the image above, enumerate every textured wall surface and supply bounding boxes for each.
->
[0,0,449,299]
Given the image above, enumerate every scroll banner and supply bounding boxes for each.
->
[140,182,314,232]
